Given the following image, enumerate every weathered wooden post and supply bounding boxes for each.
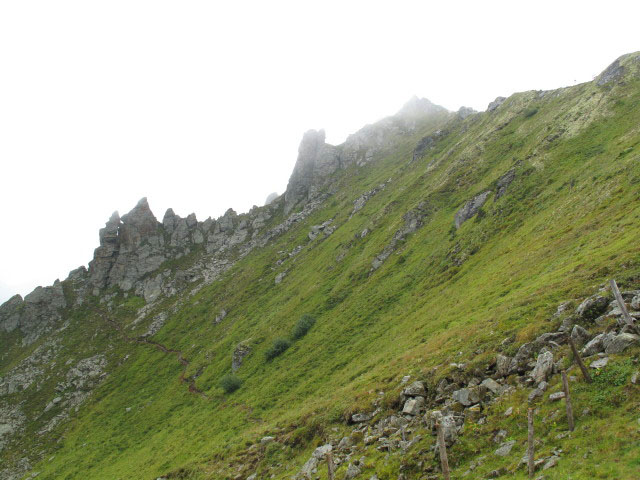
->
[610,279,633,325]
[527,408,535,479]
[436,421,451,480]
[561,370,575,431]
[567,336,592,383]
[326,451,335,480]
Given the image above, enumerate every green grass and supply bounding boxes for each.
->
[2,54,640,480]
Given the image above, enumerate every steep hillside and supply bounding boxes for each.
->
[1,53,640,480]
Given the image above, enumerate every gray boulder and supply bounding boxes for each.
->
[481,378,503,395]
[494,440,516,456]
[530,351,554,383]
[582,333,611,356]
[402,381,426,397]
[575,295,609,320]
[402,396,425,415]
[549,392,565,401]
[351,412,372,423]
[344,463,361,480]
[232,341,252,371]
[604,333,639,354]
[570,325,590,347]
[590,357,609,369]
[496,354,511,377]
[452,387,480,407]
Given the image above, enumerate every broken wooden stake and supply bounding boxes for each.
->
[527,408,535,479]
[436,421,451,480]
[561,370,575,431]
[326,451,335,480]
[567,335,592,383]
[610,279,634,325]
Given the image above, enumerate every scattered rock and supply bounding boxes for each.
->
[214,309,227,324]
[549,392,565,401]
[345,462,361,479]
[402,381,426,397]
[530,351,554,384]
[494,440,515,457]
[481,378,503,395]
[452,387,480,407]
[232,341,252,371]
[542,455,559,470]
[575,295,609,321]
[402,396,425,415]
[351,413,373,424]
[570,325,590,347]
[582,333,609,356]
[604,333,639,354]
[590,357,609,369]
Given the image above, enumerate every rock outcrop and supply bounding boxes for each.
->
[454,191,491,228]
[284,130,340,215]
[284,98,448,215]
[0,282,66,345]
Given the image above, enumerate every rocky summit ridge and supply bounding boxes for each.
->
[1,52,640,480]
[1,95,449,347]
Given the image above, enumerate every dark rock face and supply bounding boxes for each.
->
[412,129,448,161]
[98,198,166,292]
[454,191,491,228]
[284,130,340,215]
[88,211,121,289]
[597,59,624,86]
[495,169,516,199]
[0,282,66,345]
[487,97,506,112]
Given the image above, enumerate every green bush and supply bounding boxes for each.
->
[265,338,291,361]
[292,314,316,340]
[219,374,242,394]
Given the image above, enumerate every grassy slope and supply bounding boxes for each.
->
[4,56,640,479]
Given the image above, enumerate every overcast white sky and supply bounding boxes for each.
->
[0,1,638,303]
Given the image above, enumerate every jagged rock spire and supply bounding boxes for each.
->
[284,129,339,215]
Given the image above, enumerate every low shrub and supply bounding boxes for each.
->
[265,338,291,361]
[292,314,316,340]
[219,374,242,394]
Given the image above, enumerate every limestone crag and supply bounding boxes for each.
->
[284,129,340,215]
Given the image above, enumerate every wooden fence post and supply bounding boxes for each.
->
[567,336,592,383]
[436,422,451,480]
[561,370,575,431]
[326,451,335,480]
[610,279,633,325]
[527,408,535,479]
